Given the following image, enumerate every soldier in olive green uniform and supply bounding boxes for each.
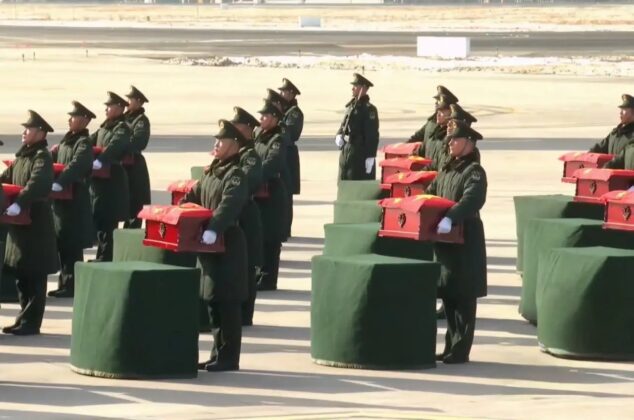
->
[254,100,289,291]
[426,121,488,364]
[48,101,96,298]
[279,78,304,237]
[335,73,380,180]
[1,111,58,335]
[231,107,264,326]
[89,92,131,262]
[183,120,249,372]
[590,94,634,156]
[123,86,152,229]
[408,85,458,145]
[416,93,458,171]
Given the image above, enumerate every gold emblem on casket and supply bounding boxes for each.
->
[398,212,407,228]
[623,206,632,221]
[589,181,597,195]
[404,186,412,197]
[159,222,167,239]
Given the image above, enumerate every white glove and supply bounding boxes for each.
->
[92,160,103,170]
[365,157,375,174]
[5,203,21,217]
[335,134,345,148]
[436,217,452,234]
[628,186,634,192]
[201,230,217,245]
[51,182,63,192]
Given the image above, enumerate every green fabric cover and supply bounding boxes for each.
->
[520,218,634,324]
[333,200,382,224]
[323,223,433,261]
[311,254,439,369]
[336,180,388,201]
[513,194,604,272]
[190,166,205,181]
[0,236,18,303]
[113,229,197,268]
[71,261,201,378]
[537,247,634,360]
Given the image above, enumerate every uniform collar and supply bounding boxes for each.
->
[101,114,126,129]
[61,128,89,145]
[125,108,145,119]
[209,153,240,178]
[16,139,48,158]
[443,150,479,171]
[256,125,281,144]
[616,121,634,135]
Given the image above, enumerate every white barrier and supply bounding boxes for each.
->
[416,37,471,59]
[299,16,322,28]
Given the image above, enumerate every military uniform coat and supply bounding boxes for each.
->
[590,122,634,155]
[426,151,487,300]
[183,154,248,303]
[253,126,289,243]
[238,146,264,268]
[417,122,448,171]
[1,141,59,276]
[336,95,380,180]
[89,116,131,223]
[604,141,634,169]
[408,113,437,144]
[124,108,152,216]
[52,129,95,249]
[281,100,304,194]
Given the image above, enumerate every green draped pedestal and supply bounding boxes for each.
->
[333,200,382,224]
[520,218,633,324]
[113,229,197,268]
[311,253,439,369]
[71,261,201,379]
[537,247,634,360]
[336,180,388,202]
[513,194,604,273]
[323,223,433,261]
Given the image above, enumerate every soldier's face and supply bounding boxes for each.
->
[620,107,634,124]
[68,115,89,132]
[449,137,472,157]
[436,109,451,126]
[105,104,124,120]
[213,138,238,160]
[21,127,45,145]
[127,98,142,112]
[280,90,294,102]
[259,114,278,131]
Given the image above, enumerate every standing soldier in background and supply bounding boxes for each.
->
[408,85,459,144]
[90,92,131,262]
[278,78,304,237]
[48,101,96,298]
[254,100,288,292]
[1,111,58,335]
[335,73,379,181]
[123,85,151,229]
[231,106,264,326]
[416,93,458,170]
[590,94,634,157]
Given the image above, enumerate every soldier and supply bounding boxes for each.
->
[183,120,249,372]
[415,93,458,170]
[426,121,487,364]
[279,78,304,237]
[335,73,379,180]
[89,92,131,262]
[123,85,152,229]
[231,106,264,326]
[253,100,288,291]
[590,94,634,156]
[408,85,459,144]
[1,111,58,335]
[48,101,96,298]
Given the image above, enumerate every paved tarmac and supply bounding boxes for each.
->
[1,25,633,57]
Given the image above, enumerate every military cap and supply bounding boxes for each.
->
[231,106,260,128]
[104,91,128,107]
[278,78,301,95]
[447,120,483,142]
[350,73,374,87]
[258,100,284,119]
[449,103,477,125]
[68,100,96,119]
[618,94,634,109]
[214,119,248,146]
[435,94,458,111]
[21,110,54,133]
[433,85,459,104]
[125,85,149,103]
[265,88,288,107]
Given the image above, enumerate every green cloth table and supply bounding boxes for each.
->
[311,253,439,369]
[323,223,433,261]
[336,180,388,202]
[113,229,197,268]
[71,261,201,379]
[333,200,382,224]
[537,247,634,360]
[520,218,634,324]
[513,195,604,273]
[190,166,205,181]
